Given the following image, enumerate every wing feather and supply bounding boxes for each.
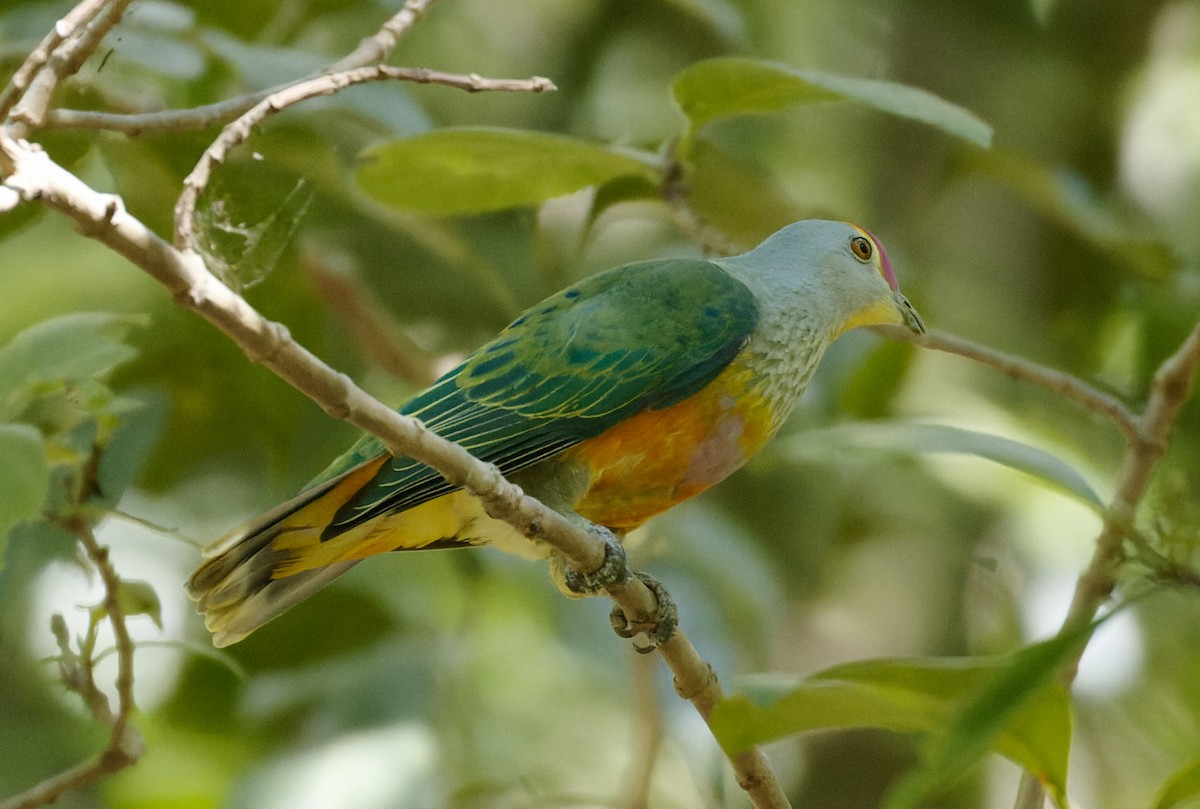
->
[319,258,758,538]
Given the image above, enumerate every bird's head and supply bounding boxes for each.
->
[719,220,925,338]
[829,223,925,337]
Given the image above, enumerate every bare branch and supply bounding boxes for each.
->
[8,0,137,134]
[883,326,1141,442]
[40,0,439,136]
[1062,320,1200,642]
[329,0,441,73]
[1014,319,1200,809]
[172,65,555,250]
[0,520,141,809]
[44,90,275,135]
[2,130,792,809]
[0,0,110,122]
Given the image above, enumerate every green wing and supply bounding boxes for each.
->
[317,257,759,537]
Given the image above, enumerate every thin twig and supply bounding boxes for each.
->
[8,0,136,134]
[1,130,791,809]
[44,90,275,135]
[0,520,141,809]
[172,65,555,250]
[328,0,440,73]
[882,326,1141,442]
[41,0,438,136]
[75,521,139,768]
[623,651,666,809]
[0,0,110,122]
[1012,320,1200,809]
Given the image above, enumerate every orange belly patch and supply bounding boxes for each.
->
[562,361,779,531]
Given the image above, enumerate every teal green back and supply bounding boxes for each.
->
[317,257,759,537]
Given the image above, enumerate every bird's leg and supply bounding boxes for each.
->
[555,523,678,652]
[561,524,632,595]
[610,571,678,653]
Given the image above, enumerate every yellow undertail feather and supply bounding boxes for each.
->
[186,458,542,647]
[185,475,357,648]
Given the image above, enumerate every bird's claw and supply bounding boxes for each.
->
[610,571,678,654]
[562,525,631,595]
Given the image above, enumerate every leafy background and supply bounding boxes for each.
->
[2,0,1200,807]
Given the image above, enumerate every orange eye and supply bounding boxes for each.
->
[850,236,873,262]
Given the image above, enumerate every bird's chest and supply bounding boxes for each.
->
[559,359,793,531]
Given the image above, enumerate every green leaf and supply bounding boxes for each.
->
[713,629,1090,809]
[586,174,661,229]
[779,421,1105,510]
[684,138,802,247]
[91,579,164,629]
[672,57,993,148]
[357,127,660,215]
[882,620,1098,809]
[1151,757,1200,809]
[0,423,51,565]
[0,313,146,421]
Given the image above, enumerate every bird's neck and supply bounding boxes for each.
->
[716,255,835,435]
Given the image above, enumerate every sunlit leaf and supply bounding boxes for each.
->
[714,627,1093,809]
[672,57,993,147]
[0,423,50,565]
[1151,757,1200,809]
[780,421,1105,510]
[883,619,1098,809]
[357,127,659,215]
[0,313,146,421]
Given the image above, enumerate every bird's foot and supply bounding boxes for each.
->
[562,525,632,595]
[610,571,678,654]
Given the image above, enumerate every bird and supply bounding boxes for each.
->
[187,219,925,647]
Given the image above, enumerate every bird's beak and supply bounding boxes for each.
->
[894,291,925,335]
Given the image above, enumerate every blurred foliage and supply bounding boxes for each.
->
[3,0,1200,808]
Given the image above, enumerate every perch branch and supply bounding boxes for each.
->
[0,133,791,809]
[172,65,555,249]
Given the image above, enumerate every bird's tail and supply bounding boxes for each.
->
[186,474,360,648]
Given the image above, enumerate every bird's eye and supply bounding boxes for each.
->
[850,236,873,262]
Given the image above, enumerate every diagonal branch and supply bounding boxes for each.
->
[0,133,791,809]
